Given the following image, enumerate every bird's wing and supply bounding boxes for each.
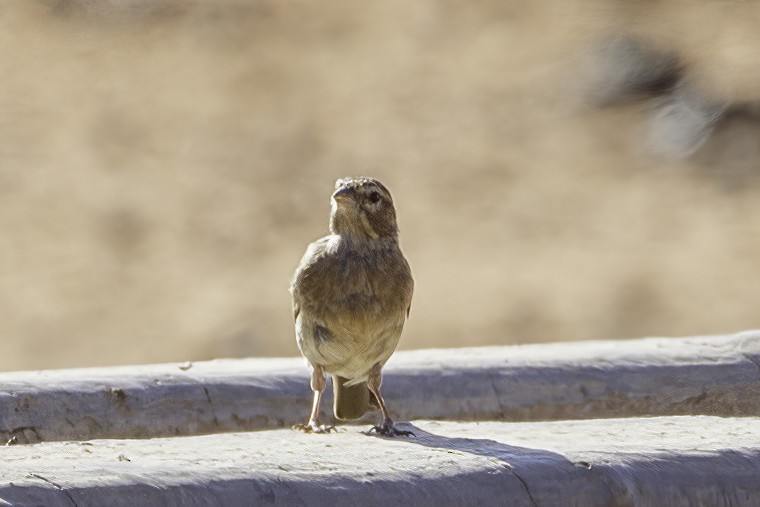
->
[290,236,332,323]
[292,300,300,322]
[404,257,414,319]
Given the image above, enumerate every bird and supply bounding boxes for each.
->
[290,177,414,436]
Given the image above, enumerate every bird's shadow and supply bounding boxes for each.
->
[362,422,600,506]
[368,421,580,471]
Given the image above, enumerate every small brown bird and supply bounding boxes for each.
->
[290,177,414,436]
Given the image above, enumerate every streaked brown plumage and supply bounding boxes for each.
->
[290,177,414,435]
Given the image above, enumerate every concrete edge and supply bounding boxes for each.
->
[1,330,759,443]
[1,417,760,507]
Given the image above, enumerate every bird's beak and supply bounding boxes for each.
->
[332,186,354,202]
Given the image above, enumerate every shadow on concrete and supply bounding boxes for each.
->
[386,422,572,469]
[369,422,632,507]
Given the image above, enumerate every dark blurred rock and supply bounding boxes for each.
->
[582,35,681,106]
[582,34,760,166]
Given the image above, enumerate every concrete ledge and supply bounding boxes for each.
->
[1,331,759,443]
[1,416,759,506]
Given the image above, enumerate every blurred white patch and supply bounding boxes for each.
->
[647,88,728,159]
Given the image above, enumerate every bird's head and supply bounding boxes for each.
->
[329,177,398,239]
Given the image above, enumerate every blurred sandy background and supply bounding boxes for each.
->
[1,0,759,372]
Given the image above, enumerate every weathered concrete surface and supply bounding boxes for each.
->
[1,416,759,507]
[1,331,759,443]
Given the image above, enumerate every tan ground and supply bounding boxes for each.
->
[1,0,759,371]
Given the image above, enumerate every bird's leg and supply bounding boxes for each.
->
[366,363,413,437]
[293,364,335,433]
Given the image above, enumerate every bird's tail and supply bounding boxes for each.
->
[332,375,371,420]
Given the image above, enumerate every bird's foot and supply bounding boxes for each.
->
[292,422,336,434]
[366,420,414,438]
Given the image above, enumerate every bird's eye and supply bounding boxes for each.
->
[368,191,381,203]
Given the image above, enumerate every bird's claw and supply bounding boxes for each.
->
[292,422,336,434]
[366,422,414,438]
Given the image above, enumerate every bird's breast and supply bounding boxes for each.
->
[294,237,412,327]
[292,236,413,377]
